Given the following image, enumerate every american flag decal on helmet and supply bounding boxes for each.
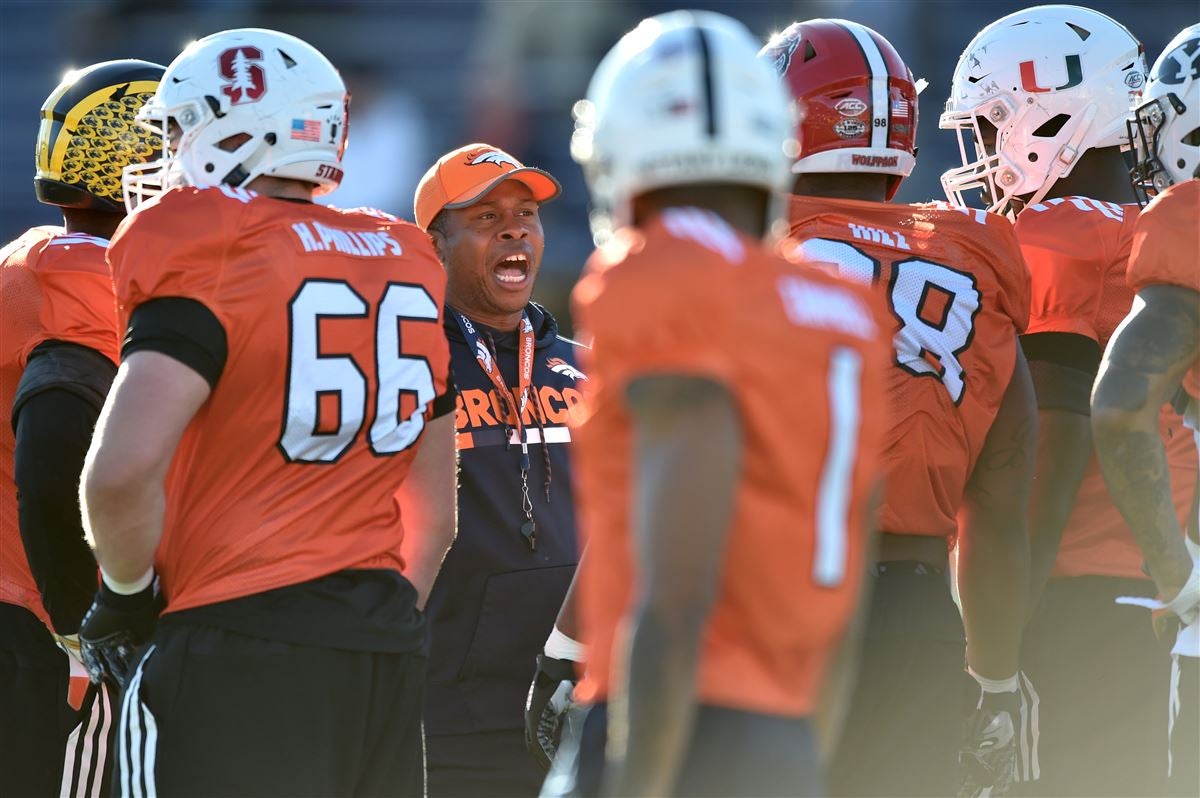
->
[291,119,321,142]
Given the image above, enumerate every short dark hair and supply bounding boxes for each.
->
[427,210,449,239]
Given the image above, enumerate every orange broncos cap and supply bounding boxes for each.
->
[414,143,562,231]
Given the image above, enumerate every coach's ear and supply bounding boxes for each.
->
[426,212,450,267]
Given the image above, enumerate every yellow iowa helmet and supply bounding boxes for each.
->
[35,59,165,212]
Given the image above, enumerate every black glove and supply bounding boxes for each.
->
[79,576,164,689]
[956,688,1020,798]
[525,653,578,772]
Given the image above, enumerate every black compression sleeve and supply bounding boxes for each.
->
[1025,360,1095,416]
[123,297,227,389]
[1021,332,1101,415]
[1020,332,1101,375]
[13,388,102,634]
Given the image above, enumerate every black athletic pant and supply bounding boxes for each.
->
[427,729,546,798]
[829,561,977,798]
[546,702,823,798]
[114,622,427,797]
[0,602,114,798]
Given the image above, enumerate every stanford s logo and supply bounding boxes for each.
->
[220,46,267,105]
[1019,54,1083,93]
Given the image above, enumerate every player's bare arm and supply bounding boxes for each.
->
[396,411,458,609]
[81,351,211,584]
[602,374,740,798]
[1092,284,1200,597]
[959,345,1037,679]
[1023,333,1102,608]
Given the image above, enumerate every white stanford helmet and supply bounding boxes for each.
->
[571,10,794,242]
[940,5,1146,217]
[124,28,347,210]
[1128,23,1200,198]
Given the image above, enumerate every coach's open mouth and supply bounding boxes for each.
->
[493,253,530,286]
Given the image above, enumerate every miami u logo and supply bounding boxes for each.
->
[1019,54,1083,92]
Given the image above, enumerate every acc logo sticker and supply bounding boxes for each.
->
[1124,71,1145,89]
[834,118,867,139]
[219,46,267,105]
[835,98,868,117]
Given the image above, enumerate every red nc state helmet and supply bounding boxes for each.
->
[761,19,918,200]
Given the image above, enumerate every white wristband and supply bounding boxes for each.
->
[1164,548,1200,621]
[101,568,155,596]
[967,665,1019,693]
[544,625,585,662]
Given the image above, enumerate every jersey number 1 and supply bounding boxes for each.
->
[280,279,438,463]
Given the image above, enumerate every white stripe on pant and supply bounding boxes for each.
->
[117,646,158,798]
[59,679,114,797]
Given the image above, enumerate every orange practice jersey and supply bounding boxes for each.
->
[571,208,889,717]
[0,228,118,626]
[1127,181,1200,404]
[1016,196,1196,578]
[107,186,450,613]
[787,197,1030,539]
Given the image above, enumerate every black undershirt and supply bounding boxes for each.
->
[123,297,228,389]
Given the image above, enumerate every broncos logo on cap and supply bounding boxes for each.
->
[469,150,521,168]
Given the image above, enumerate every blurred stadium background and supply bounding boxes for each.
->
[2,0,1194,334]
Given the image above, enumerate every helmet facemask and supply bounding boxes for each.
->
[123,93,274,211]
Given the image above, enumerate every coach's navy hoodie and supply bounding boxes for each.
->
[424,302,582,737]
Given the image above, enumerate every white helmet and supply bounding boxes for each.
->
[1129,24,1200,197]
[124,28,347,210]
[571,10,794,242]
[939,5,1146,217]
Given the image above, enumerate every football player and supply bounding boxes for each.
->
[943,7,1195,794]
[76,30,456,795]
[544,12,890,797]
[769,19,1038,797]
[0,58,162,796]
[1093,23,1200,794]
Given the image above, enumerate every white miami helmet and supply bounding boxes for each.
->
[940,5,1146,217]
[1129,24,1200,198]
[124,28,347,210]
[571,10,794,242]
